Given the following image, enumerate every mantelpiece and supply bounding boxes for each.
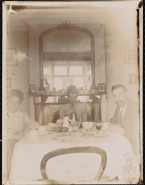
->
[30,92,106,124]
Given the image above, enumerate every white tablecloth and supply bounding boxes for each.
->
[9,132,139,184]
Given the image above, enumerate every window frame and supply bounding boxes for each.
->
[53,64,84,77]
[52,64,84,89]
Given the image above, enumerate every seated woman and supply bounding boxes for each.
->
[6,89,39,178]
[59,85,87,124]
[7,89,39,140]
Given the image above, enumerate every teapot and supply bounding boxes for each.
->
[62,113,70,128]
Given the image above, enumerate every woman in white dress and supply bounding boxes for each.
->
[6,89,39,178]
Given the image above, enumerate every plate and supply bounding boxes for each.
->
[48,127,69,133]
[70,132,83,136]
[52,133,73,140]
[82,135,94,139]
[26,136,42,140]
[38,131,48,136]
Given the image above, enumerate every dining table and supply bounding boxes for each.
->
[9,128,140,184]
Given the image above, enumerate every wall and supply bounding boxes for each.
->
[6,15,30,114]
[104,7,138,120]
[26,5,138,120]
[28,7,138,121]
[29,24,105,119]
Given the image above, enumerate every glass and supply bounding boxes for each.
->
[54,67,67,75]
[69,66,83,75]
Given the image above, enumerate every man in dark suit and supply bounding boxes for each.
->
[109,84,139,157]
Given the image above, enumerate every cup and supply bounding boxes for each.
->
[101,122,109,131]
[38,126,46,134]
[29,130,38,139]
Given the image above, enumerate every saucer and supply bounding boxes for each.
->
[26,136,42,140]
[38,131,48,136]
[52,135,73,141]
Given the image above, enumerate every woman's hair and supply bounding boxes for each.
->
[67,85,78,96]
[8,89,24,102]
[111,84,127,93]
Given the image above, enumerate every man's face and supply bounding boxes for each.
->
[8,95,21,113]
[68,92,78,105]
[112,87,127,107]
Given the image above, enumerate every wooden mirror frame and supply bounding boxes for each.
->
[39,22,96,88]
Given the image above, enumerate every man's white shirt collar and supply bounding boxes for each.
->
[120,103,127,117]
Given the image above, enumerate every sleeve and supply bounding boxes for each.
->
[59,105,64,119]
[81,104,87,122]
[24,113,40,129]
[109,107,119,125]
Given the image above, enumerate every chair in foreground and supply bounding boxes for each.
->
[40,146,107,184]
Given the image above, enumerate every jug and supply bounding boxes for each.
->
[62,113,70,128]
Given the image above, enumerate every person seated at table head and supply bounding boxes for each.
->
[59,85,87,122]
[7,89,39,140]
[108,84,139,156]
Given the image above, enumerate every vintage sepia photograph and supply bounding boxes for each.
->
[2,1,143,184]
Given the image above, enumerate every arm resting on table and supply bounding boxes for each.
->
[24,113,40,130]
[109,107,119,125]
[108,123,124,134]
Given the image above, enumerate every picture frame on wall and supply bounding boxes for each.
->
[63,79,73,90]
[6,49,17,65]
[98,83,106,93]
[126,52,137,63]
[30,85,37,93]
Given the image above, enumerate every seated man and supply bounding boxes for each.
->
[108,84,139,156]
[59,85,87,122]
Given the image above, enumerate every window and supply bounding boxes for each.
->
[43,62,92,91]
[53,65,84,90]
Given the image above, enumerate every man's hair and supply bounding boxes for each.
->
[67,85,78,96]
[8,89,24,102]
[111,84,127,93]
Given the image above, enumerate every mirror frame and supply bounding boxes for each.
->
[39,22,96,88]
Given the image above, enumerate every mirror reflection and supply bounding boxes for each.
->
[42,29,92,92]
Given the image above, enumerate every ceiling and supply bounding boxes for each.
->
[5,1,139,29]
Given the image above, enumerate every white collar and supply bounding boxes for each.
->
[120,103,127,117]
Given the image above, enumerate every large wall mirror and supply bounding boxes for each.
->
[39,22,96,91]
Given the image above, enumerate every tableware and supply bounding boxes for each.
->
[38,126,46,134]
[26,135,42,140]
[93,133,108,138]
[82,122,94,130]
[29,130,38,139]
[52,133,73,140]
[72,127,79,132]
[82,135,95,139]
[70,132,82,136]
[76,136,96,142]
[62,115,70,128]
[95,122,102,130]
[101,122,109,131]
[38,131,48,136]
[49,126,68,132]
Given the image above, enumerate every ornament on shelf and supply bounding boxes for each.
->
[38,79,46,92]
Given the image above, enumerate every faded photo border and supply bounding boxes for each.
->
[2,1,143,184]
